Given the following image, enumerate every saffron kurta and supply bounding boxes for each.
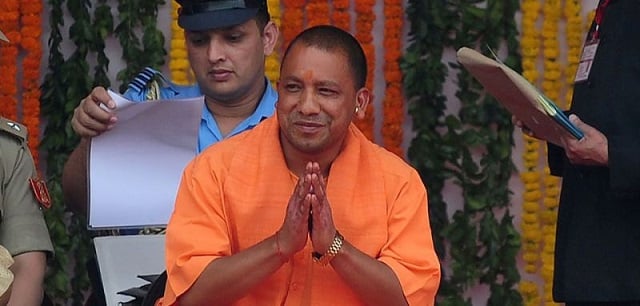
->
[162,116,440,305]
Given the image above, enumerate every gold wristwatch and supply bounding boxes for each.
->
[312,231,344,266]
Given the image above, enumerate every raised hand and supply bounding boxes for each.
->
[307,162,337,255]
[277,167,313,258]
[70,86,118,137]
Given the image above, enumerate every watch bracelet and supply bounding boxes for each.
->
[312,231,344,266]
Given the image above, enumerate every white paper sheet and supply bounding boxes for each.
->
[88,90,203,229]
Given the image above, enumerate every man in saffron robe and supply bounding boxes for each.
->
[161,25,441,306]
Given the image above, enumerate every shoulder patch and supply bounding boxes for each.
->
[0,117,27,142]
[29,177,52,209]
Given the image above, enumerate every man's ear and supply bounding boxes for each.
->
[262,21,279,56]
[354,87,371,120]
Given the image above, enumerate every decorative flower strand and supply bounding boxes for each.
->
[518,0,542,304]
[306,0,330,27]
[0,0,20,120]
[331,0,350,31]
[265,0,281,85]
[540,0,562,303]
[169,0,193,85]
[382,0,404,157]
[281,0,305,49]
[354,0,375,140]
[19,1,42,167]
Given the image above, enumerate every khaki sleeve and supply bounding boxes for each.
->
[0,136,53,256]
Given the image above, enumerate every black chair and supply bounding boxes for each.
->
[118,271,167,306]
[142,271,166,306]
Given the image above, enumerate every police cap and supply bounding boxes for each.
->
[177,0,269,31]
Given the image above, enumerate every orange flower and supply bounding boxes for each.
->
[353,0,376,140]
[281,8,304,47]
[332,11,350,30]
[282,0,304,9]
[306,1,330,27]
[20,0,42,167]
[0,0,19,121]
[332,0,349,9]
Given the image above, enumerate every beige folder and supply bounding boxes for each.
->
[456,47,583,146]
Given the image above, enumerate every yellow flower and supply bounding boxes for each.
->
[540,210,557,224]
[519,281,539,294]
[524,191,543,202]
[525,264,537,274]
[521,171,540,182]
[523,252,539,263]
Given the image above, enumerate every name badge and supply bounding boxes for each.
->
[574,39,599,83]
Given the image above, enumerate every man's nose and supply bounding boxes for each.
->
[299,89,320,115]
[207,38,226,63]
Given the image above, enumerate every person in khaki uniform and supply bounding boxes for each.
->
[0,116,53,305]
[0,108,54,303]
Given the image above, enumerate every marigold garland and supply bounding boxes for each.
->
[20,1,42,167]
[540,0,562,303]
[519,0,590,304]
[353,0,375,140]
[331,0,350,31]
[0,0,43,168]
[265,0,281,84]
[381,0,403,157]
[306,0,330,27]
[281,0,305,49]
[0,0,20,121]
[169,0,194,85]
[518,0,542,304]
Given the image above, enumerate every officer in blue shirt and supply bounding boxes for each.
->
[62,1,279,305]
[123,66,278,153]
[62,0,280,216]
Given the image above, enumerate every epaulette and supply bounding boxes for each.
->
[0,117,27,143]
[128,67,159,93]
[128,67,170,100]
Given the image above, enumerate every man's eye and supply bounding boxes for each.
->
[189,36,207,46]
[226,33,243,42]
[285,84,301,92]
[319,88,337,96]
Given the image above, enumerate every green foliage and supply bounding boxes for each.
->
[403,0,522,305]
[41,0,165,303]
[115,0,167,92]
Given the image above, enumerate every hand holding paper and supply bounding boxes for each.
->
[456,47,583,146]
[88,91,204,229]
[561,114,609,166]
[71,86,118,138]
